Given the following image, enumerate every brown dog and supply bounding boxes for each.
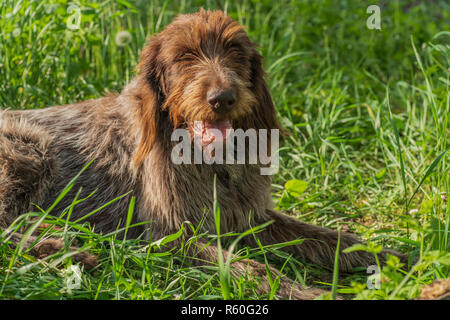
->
[0,10,403,299]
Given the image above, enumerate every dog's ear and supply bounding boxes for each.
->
[134,36,167,166]
[247,50,282,132]
[138,35,168,96]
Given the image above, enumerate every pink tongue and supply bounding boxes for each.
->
[193,120,232,146]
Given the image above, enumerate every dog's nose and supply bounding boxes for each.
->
[207,89,237,113]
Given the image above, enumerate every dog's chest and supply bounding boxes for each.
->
[190,165,271,232]
[142,158,272,234]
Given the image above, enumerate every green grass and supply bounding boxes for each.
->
[0,0,449,300]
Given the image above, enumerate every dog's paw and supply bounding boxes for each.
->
[31,238,98,270]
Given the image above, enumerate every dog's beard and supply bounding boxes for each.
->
[191,120,232,148]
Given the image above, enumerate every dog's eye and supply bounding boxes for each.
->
[223,43,247,59]
[175,52,196,63]
[227,41,244,52]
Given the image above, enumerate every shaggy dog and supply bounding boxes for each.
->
[0,10,404,299]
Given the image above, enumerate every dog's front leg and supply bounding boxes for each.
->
[188,240,327,299]
[246,209,405,272]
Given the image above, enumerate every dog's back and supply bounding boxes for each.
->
[0,112,59,228]
[0,98,144,236]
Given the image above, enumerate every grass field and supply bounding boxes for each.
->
[0,0,449,300]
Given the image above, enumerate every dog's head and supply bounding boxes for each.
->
[134,9,281,164]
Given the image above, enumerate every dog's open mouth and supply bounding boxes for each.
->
[192,120,232,148]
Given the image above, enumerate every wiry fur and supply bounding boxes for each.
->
[0,10,406,299]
